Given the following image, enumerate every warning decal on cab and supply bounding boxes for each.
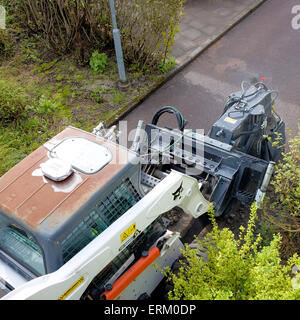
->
[121,223,137,243]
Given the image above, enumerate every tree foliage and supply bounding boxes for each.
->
[261,127,300,259]
[268,128,300,218]
[164,204,300,300]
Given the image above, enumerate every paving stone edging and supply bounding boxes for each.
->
[109,0,268,127]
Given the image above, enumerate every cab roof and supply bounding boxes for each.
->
[0,127,135,233]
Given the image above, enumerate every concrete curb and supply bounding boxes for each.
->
[109,0,268,127]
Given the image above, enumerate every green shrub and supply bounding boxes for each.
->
[261,127,300,259]
[164,204,300,300]
[0,0,16,25]
[89,51,108,73]
[270,128,300,217]
[10,0,185,68]
[117,0,185,68]
[0,80,30,122]
[0,30,14,58]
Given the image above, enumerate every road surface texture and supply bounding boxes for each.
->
[172,0,266,64]
[122,0,300,138]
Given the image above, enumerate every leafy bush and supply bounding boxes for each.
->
[90,51,108,73]
[115,0,185,68]
[261,127,300,259]
[10,0,87,57]
[0,80,30,123]
[0,1,22,58]
[164,204,300,300]
[270,128,300,217]
[0,0,16,25]
[0,30,14,58]
[10,0,185,68]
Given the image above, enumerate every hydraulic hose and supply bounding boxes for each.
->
[222,82,278,118]
[101,246,161,300]
[151,106,185,131]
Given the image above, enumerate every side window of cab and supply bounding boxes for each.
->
[0,215,45,276]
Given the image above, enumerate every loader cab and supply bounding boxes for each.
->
[0,127,143,292]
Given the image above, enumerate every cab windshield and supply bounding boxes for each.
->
[0,214,45,276]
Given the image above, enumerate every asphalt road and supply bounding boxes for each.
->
[122,0,300,138]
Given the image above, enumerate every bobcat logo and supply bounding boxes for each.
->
[172,182,183,201]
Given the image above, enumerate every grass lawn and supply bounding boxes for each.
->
[0,36,164,177]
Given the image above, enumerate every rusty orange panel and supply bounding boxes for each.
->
[16,174,87,228]
[0,126,136,231]
[0,159,47,212]
[0,146,46,193]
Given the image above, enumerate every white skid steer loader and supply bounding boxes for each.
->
[0,82,285,300]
